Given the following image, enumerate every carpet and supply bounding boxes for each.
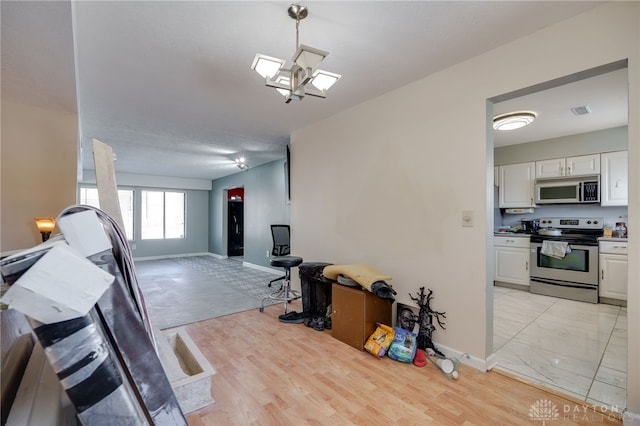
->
[136,256,282,330]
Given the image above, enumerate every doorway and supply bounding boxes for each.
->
[227,187,244,257]
[488,61,629,411]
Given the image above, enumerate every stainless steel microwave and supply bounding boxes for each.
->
[534,175,600,204]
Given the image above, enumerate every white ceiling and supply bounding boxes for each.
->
[3,1,626,180]
[493,67,628,147]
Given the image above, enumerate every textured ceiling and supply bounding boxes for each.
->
[3,1,621,180]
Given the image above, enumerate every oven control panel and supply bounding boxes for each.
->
[538,217,603,229]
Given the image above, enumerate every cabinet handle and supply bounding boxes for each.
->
[601,270,604,280]
[525,261,528,271]
[561,166,564,175]
[567,166,571,175]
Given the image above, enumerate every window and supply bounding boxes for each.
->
[80,187,134,240]
[141,191,185,239]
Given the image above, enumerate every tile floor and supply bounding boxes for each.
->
[493,286,627,411]
[136,256,280,329]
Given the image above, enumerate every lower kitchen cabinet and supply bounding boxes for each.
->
[331,283,393,351]
[494,236,530,287]
[599,241,628,302]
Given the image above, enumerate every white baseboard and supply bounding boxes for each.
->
[432,342,493,372]
[242,261,281,275]
[134,252,222,262]
[624,409,640,425]
[485,352,499,371]
[206,253,227,260]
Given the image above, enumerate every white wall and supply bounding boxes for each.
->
[1,100,78,252]
[291,2,639,415]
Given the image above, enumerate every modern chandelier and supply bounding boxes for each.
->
[251,4,341,103]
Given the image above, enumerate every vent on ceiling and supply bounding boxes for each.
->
[571,105,592,116]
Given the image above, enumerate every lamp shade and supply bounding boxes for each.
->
[34,217,56,233]
[292,45,328,71]
[311,69,341,91]
[274,73,291,96]
[251,54,285,79]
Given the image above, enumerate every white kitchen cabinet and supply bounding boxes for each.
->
[494,236,530,287]
[601,150,628,206]
[599,240,628,302]
[535,154,600,178]
[567,154,600,176]
[535,158,565,178]
[498,162,535,208]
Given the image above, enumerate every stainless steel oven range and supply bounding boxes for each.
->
[529,217,603,304]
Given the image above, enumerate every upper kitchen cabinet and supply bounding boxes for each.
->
[535,154,600,178]
[601,150,628,206]
[499,162,535,208]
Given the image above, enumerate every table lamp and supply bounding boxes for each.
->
[34,217,56,242]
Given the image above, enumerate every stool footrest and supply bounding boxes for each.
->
[260,285,300,314]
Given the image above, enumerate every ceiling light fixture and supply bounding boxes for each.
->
[493,112,536,131]
[235,157,249,170]
[251,4,341,103]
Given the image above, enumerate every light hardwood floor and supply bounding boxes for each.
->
[182,301,621,425]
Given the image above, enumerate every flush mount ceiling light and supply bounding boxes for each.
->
[251,4,341,103]
[493,112,536,131]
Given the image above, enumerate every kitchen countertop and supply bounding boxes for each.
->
[494,232,531,238]
[598,237,628,242]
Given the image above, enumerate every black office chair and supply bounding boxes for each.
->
[260,225,303,313]
[267,224,290,289]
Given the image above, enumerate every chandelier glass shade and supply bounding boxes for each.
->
[251,4,340,103]
[251,54,286,79]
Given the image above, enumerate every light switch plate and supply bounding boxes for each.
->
[462,210,473,227]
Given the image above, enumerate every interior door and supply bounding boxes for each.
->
[227,200,244,256]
